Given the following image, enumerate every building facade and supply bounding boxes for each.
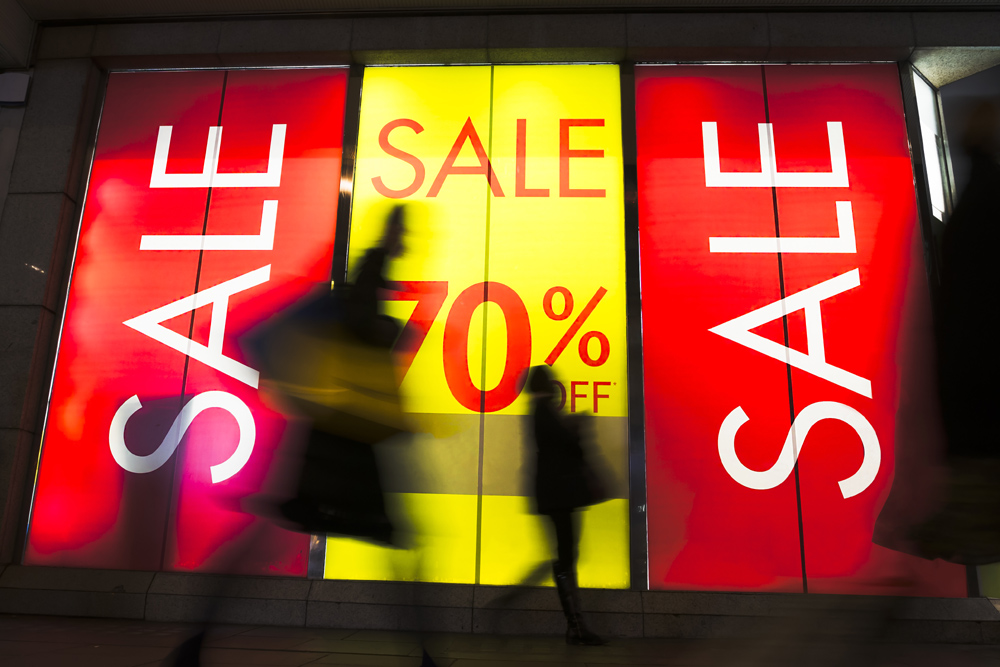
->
[1,2,999,633]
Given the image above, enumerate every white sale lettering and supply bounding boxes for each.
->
[110,391,255,483]
[718,402,880,499]
[149,124,285,189]
[709,269,871,398]
[140,200,278,251]
[123,265,270,389]
[111,122,286,481]
[709,201,857,254]
[705,119,880,496]
[702,121,848,188]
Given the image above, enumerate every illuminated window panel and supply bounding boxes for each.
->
[333,64,630,588]
[481,65,628,589]
[636,64,966,596]
[26,68,349,575]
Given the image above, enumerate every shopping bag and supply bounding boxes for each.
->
[242,287,408,444]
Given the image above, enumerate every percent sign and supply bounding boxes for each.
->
[542,286,610,367]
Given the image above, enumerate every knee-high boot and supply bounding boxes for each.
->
[553,561,606,646]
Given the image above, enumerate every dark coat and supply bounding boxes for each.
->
[529,397,593,515]
[938,149,1000,459]
[345,247,398,347]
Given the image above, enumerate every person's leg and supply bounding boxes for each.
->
[550,510,605,646]
[551,510,576,576]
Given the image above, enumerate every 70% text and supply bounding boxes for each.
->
[387,281,612,412]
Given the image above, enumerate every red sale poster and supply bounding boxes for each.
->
[636,64,966,595]
[26,68,348,574]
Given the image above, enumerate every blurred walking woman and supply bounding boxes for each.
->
[527,365,607,646]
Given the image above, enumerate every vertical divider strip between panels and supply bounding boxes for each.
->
[759,67,808,594]
[309,64,365,580]
[166,71,230,572]
[619,63,648,591]
[330,64,366,287]
[896,63,978,598]
[474,65,498,586]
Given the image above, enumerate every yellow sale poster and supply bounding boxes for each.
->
[327,65,628,588]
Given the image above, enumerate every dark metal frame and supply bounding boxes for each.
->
[307,63,366,579]
[619,62,649,591]
[899,63,945,309]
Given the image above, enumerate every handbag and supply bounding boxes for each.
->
[567,412,613,508]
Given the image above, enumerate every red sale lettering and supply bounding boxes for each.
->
[578,331,611,368]
[427,117,504,197]
[559,118,606,198]
[388,280,449,379]
[553,380,568,411]
[385,279,613,412]
[341,65,630,587]
[549,381,611,413]
[516,118,549,197]
[593,381,612,414]
[373,117,610,198]
[442,282,531,412]
[372,118,425,198]
[544,287,607,366]
[570,381,589,413]
[542,286,573,320]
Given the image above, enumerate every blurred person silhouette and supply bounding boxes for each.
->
[165,206,430,666]
[271,204,409,546]
[764,105,1000,667]
[912,100,1000,564]
[526,365,608,646]
[345,204,406,348]
[780,101,1000,667]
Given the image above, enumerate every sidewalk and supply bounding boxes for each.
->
[2,613,1000,667]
